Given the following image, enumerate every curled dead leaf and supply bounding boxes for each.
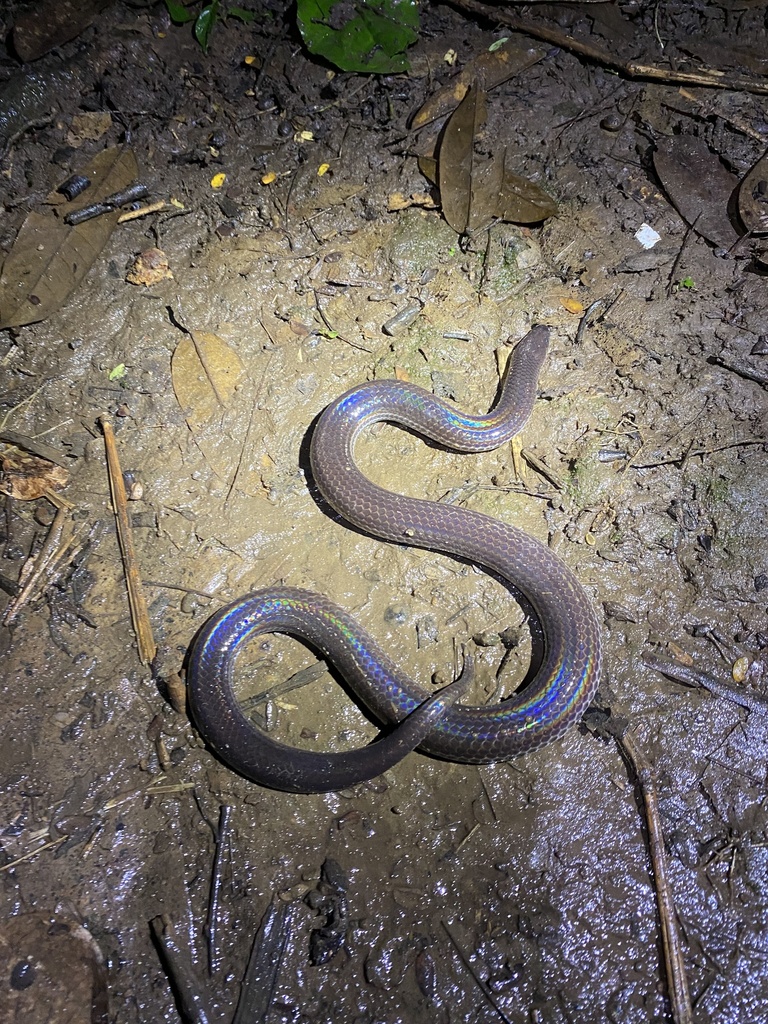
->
[423,84,558,233]
[1,449,69,500]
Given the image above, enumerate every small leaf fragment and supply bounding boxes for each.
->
[126,248,173,286]
[171,330,246,431]
[497,161,558,223]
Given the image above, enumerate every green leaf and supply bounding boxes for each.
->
[227,6,255,22]
[109,364,127,381]
[195,1,220,51]
[296,0,419,73]
[164,0,197,24]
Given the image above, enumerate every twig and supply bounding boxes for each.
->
[240,659,329,714]
[205,804,233,976]
[2,506,83,625]
[643,653,768,715]
[117,200,171,223]
[233,896,294,1024]
[520,447,565,490]
[150,915,213,1024]
[446,0,768,94]
[224,348,275,505]
[313,288,373,352]
[630,437,765,470]
[616,730,693,1024]
[100,417,157,664]
[0,428,70,467]
[0,835,68,873]
[665,214,699,297]
[441,920,513,1024]
[709,354,768,390]
[143,580,219,601]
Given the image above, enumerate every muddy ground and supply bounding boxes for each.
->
[1,2,767,1022]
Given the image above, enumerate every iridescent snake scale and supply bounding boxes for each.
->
[187,326,602,792]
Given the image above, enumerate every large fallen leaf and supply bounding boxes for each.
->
[0,146,138,329]
[13,0,111,61]
[171,331,246,432]
[737,150,768,235]
[439,84,486,233]
[653,135,740,249]
[410,40,546,129]
[420,87,558,232]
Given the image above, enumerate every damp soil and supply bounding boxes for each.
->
[1,3,767,1023]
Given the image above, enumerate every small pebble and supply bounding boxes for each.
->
[732,655,750,683]
[600,112,623,132]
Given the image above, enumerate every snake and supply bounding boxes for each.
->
[187,325,602,793]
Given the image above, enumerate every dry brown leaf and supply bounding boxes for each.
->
[67,111,112,146]
[422,91,557,231]
[0,450,69,500]
[410,41,546,129]
[12,0,111,61]
[498,160,559,224]
[653,135,740,249]
[0,146,138,329]
[171,331,246,432]
[439,83,486,233]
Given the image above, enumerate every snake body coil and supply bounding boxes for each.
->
[187,326,602,792]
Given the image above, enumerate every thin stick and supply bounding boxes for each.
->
[709,354,768,390]
[643,653,768,715]
[205,804,233,976]
[117,200,170,223]
[630,437,764,470]
[617,730,693,1024]
[2,506,82,625]
[440,920,513,1024]
[150,915,213,1024]
[0,835,68,873]
[100,417,157,665]
[446,0,768,95]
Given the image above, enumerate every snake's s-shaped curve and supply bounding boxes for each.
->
[187,326,602,792]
